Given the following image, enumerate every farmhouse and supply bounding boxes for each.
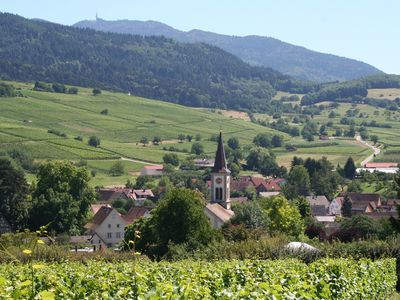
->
[96,188,154,205]
[357,162,399,174]
[329,197,343,216]
[306,195,330,216]
[84,206,127,248]
[140,165,164,176]
[123,206,153,224]
[344,192,381,214]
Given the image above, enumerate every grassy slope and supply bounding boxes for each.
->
[0,81,285,185]
[2,82,388,185]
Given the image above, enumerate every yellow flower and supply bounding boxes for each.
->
[134,252,141,255]
[22,249,32,255]
[37,240,45,245]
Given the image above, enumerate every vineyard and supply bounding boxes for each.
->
[0,258,396,299]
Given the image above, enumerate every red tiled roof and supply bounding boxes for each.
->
[143,165,163,170]
[85,206,114,230]
[123,206,153,224]
[365,162,398,168]
[91,204,111,214]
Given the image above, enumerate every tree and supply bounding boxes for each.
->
[100,108,108,115]
[178,134,186,143]
[334,215,382,242]
[347,180,362,193]
[163,153,179,166]
[246,147,277,174]
[344,157,356,179]
[370,135,379,145]
[29,161,96,234]
[0,158,30,229]
[341,194,352,218]
[227,137,240,150]
[135,175,153,189]
[152,136,162,145]
[191,142,204,155]
[253,133,271,148]
[186,135,193,142]
[195,134,202,141]
[283,165,311,199]
[109,160,125,176]
[125,188,214,256]
[230,202,269,229]
[271,135,283,147]
[260,195,304,237]
[140,136,149,146]
[92,88,101,96]
[294,196,312,219]
[88,135,100,147]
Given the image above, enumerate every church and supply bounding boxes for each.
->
[204,131,235,228]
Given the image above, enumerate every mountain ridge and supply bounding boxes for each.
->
[74,18,383,83]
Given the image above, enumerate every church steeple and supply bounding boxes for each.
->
[212,131,230,174]
[210,131,231,210]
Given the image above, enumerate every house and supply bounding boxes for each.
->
[132,189,154,205]
[123,206,153,224]
[140,165,164,176]
[96,188,154,206]
[329,197,343,216]
[259,191,280,198]
[306,195,330,216]
[346,192,381,214]
[0,214,12,234]
[364,162,398,168]
[193,158,215,168]
[97,188,130,202]
[84,206,127,248]
[91,203,112,215]
[205,131,234,228]
[231,176,283,195]
[357,162,399,174]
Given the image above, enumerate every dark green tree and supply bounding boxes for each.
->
[283,165,311,199]
[29,161,96,234]
[163,153,180,166]
[227,137,240,150]
[88,135,100,147]
[178,134,186,143]
[344,157,356,179]
[140,136,149,146]
[92,88,101,96]
[191,142,204,155]
[341,195,352,218]
[109,161,125,176]
[253,133,271,148]
[230,201,269,229]
[0,158,30,229]
[271,135,283,147]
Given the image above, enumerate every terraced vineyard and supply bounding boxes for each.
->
[0,258,396,299]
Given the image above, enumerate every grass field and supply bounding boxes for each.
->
[2,81,395,185]
[367,88,400,100]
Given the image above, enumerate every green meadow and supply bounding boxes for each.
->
[1,81,390,186]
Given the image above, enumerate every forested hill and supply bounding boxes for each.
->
[0,13,311,112]
[74,18,383,83]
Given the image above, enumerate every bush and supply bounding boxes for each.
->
[88,136,100,147]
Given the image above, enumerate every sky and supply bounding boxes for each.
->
[1,0,399,74]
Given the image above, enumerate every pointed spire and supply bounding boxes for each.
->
[212,131,230,173]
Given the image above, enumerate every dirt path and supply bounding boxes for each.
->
[355,135,381,166]
[120,156,159,166]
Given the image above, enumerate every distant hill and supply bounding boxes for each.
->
[74,18,383,83]
[0,13,311,112]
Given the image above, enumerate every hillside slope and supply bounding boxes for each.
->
[74,18,383,82]
[0,13,311,112]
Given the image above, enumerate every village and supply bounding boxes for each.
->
[74,132,400,249]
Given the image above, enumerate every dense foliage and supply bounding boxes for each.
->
[75,18,383,82]
[0,258,395,299]
[0,13,309,112]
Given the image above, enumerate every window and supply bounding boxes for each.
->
[215,187,223,200]
[116,224,120,228]
[107,232,112,239]
[108,224,111,228]
[116,232,121,239]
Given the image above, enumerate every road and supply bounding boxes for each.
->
[120,156,159,166]
[355,135,381,166]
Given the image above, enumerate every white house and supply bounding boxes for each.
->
[84,206,127,248]
[329,197,343,216]
[140,165,164,176]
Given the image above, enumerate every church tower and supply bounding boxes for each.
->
[210,131,231,210]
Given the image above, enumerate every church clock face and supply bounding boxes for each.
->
[215,177,223,184]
